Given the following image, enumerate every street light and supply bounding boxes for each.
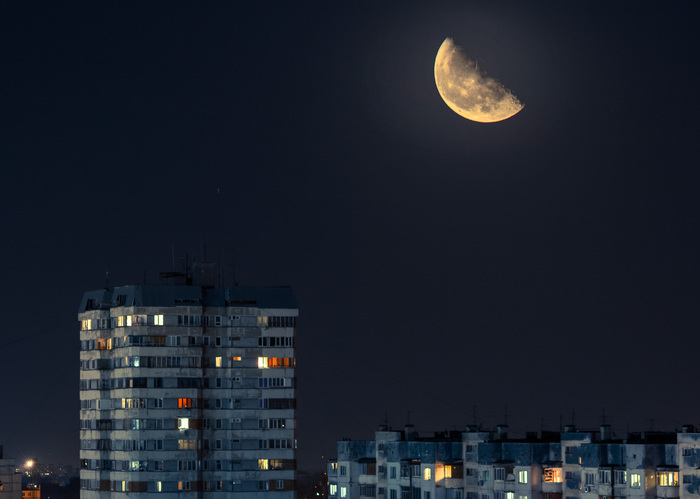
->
[24,459,38,489]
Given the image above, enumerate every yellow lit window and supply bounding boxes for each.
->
[178,418,190,430]
[258,459,269,470]
[658,471,678,487]
[117,316,125,327]
[445,466,452,479]
[518,470,529,484]
[178,439,195,450]
[154,314,164,326]
[258,357,269,369]
[506,493,514,499]
[424,468,431,480]
[216,356,222,367]
[631,473,641,488]
[157,481,162,492]
[258,316,268,326]
[126,315,132,326]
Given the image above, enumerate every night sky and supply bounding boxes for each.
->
[2,1,700,472]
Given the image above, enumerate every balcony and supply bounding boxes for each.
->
[359,475,378,485]
[542,482,562,494]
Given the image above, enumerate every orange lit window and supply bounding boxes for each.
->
[233,356,242,362]
[178,398,193,408]
[445,466,452,479]
[658,471,678,487]
[266,357,295,368]
[544,468,562,483]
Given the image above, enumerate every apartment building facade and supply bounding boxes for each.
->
[0,446,21,499]
[79,283,297,498]
[329,425,700,499]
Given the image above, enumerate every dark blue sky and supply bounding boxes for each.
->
[1,1,700,471]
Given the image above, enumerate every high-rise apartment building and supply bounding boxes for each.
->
[78,283,297,497]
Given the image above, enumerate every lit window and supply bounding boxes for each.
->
[424,468,432,480]
[544,468,562,483]
[178,398,193,408]
[658,471,678,487]
[518,470,529,484]
[630,473,641,488]
[341,486,347,498]
[259,459,269,470]
[178,418,190,430]
[126,315,132,326]
[178,481,190,491]
[615,471,626,485]
[505,493,514,499]
[258,357,269,369]
[117,316,125,327]
[330,484,338,496]
[216,357,222,367]
[178,439,195,450]
[132,356,140,367]
[233,356,242,362]
[154,315,164,326]
[445,465,452,479]
[157,481,162,492]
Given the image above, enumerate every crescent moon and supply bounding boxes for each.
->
[434,38,523,123]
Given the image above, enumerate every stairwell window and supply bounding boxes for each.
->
[518,471,529,484]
